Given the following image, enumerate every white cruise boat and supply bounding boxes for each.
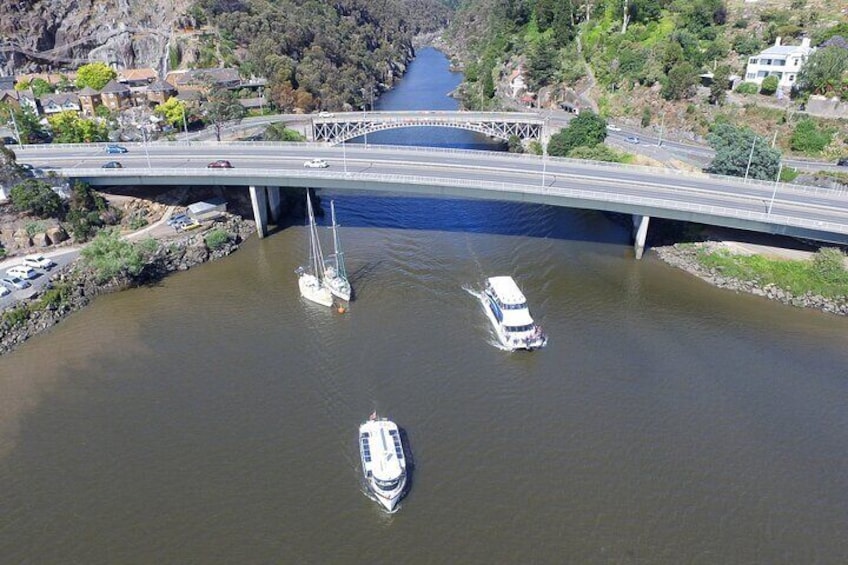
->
[480,276,547,351]
[359,414,407,512]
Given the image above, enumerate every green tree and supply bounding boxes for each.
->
[547,111,607,157]
[154,97,188,128]
[202,85,246,142]
[263,123,305,141]
[709,65,731,105]
[789,119,833,154]
[760,75,779,95]
[47,111,109,143]
[29,78,55,97]
[796,46,848,98]
[75,62,117,90]
[526,38,558,90]
[5,105,48,144]
[9,179,65,218]
[662,62,698,100]
[707,123,780,180]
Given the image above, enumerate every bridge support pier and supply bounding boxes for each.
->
[632,214,650,260]
[249,185,269,238]
[266,186,282,223]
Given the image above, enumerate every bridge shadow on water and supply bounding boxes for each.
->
[271,192,632,246]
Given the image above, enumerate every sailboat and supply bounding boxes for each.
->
[323,200,352,301]
[296,194,334,307]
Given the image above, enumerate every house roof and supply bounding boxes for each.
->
[117,67,158,83]
[78,86,100,96]
[147,78,177,92]
[40,93,79,105]
[100,79,131,94]
[758,44,813,57]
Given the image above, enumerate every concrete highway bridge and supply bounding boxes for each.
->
[15,141,848,259]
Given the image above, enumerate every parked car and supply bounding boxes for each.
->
[837,157,848,167]
[102,161,123,168]
[625,136,640,144]
[23,254,56,270]
[317,111,334,118]
[6,265,38,280]
[0,285,10,297]
[166,213,190,227]
[1,276,31,290]
[606,124,622,132]
[304,158,329,168]
[207,160,233,168]
[1,136,17,145]
[106,144,128,154]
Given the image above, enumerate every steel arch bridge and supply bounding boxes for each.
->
[311,111,545,145]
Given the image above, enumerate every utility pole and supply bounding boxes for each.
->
[141,126,151,168]
[771,129,778,148]
[541,117,548,188]
[658,112,665,147]
[743,135,757,183]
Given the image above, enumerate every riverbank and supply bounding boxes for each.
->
[0,214,255,356]
[654,240,848,316]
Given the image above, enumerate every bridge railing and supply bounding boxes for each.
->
[18,141,848,198]
[60,167,848,236]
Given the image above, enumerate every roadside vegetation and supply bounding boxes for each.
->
[696,246,848,298]
[204,228,230,250]
[80,230,157,284]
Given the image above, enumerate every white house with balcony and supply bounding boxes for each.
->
[744,37,814,89]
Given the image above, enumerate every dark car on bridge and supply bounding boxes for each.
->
[102,161,123,168]
[838,157,848,167]
[207,160,233,168]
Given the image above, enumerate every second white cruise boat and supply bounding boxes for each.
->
[359,413,407,512]
[480,276,547,351]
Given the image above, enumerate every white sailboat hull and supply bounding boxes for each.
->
[324,268,351,301]
[299,273,334,307]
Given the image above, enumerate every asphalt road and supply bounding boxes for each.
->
[14,142,848,241]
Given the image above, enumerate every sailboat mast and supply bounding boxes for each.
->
[331,201,346,279]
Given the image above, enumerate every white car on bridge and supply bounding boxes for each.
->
[304,158,329,168]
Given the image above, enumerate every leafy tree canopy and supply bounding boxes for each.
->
[547,110,607,157]
[47,111,109,143]
[9,179,65,218]
[707,122,780,181]
[155,98,189,128]
[75,62,118,91]
[202,85,246,141]
[796,46,848,99]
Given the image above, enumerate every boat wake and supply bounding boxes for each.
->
[462,285,515,351]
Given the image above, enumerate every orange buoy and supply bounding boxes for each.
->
[337,306,346,314]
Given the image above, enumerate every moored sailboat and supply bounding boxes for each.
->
[323,200,351,301]
[296,194,334,307]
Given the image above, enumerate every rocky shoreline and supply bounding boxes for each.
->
[0,214,255,356]
[654,241,848,316]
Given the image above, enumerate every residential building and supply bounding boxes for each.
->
[116,67,158,87]
[78,86,101,115]
[0,89,40,115]
[39,93,81,115]
[99,79,131,111]
[744,37,814,89]
[145,79,177,106]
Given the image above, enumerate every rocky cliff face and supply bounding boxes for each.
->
[0,0,194,76]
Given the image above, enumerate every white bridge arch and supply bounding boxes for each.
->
[312,111,545,145]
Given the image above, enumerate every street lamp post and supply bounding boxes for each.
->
[342,139,348,174]
[362,105,367,149]
[541,118,548,188]
[658,112,665,147]
[181,106,190,145]
[743,135,757,183]
[767,161,784,216]
[8,108,22,144]
[140,126,151,168]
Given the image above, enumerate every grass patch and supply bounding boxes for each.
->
[696,247,848,298]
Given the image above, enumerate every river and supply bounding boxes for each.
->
[1,47,847,563]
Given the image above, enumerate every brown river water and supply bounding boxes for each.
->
[1,48,847,563]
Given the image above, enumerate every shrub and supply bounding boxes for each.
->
[790,119,833,154]
[204,228,230,250]
[812,248,846,282]
[735,82,759,94]
[641,107,652,128]
[25,220,48,237]
[81,229,146,283]
[760,75,779,95]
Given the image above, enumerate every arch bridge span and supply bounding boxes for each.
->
[312,111,545,145]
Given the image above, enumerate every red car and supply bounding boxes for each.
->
[207,160,233,168]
